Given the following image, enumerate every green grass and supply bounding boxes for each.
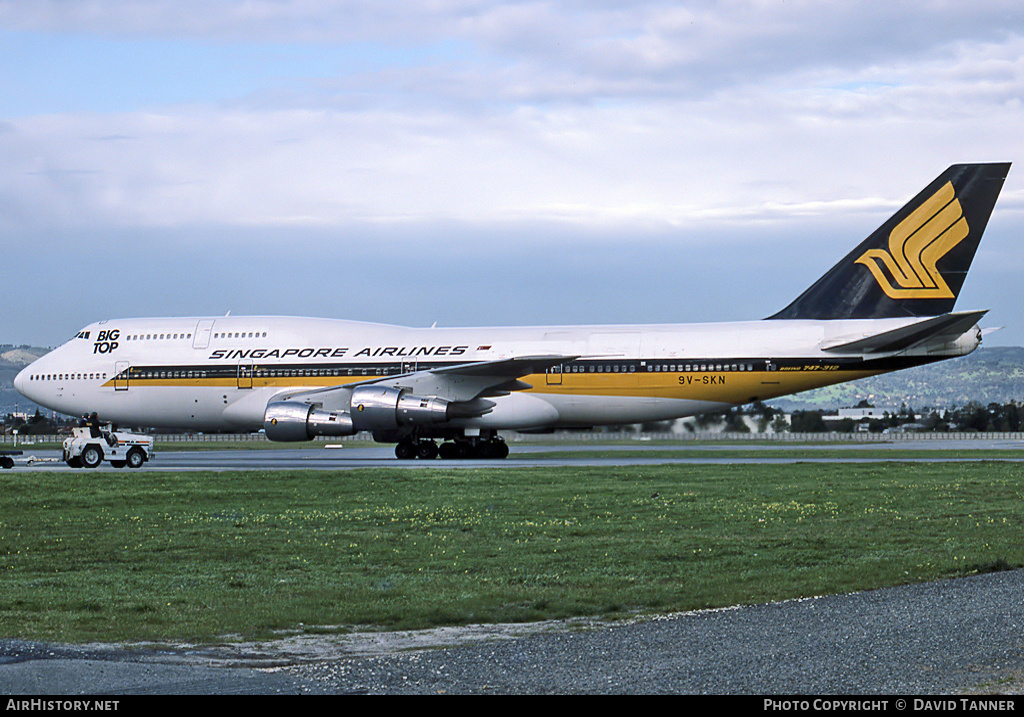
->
[1,462,1023,644]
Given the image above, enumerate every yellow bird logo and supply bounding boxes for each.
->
[855,181,969,299]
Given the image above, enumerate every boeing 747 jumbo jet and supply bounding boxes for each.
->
[15,163,1010,460]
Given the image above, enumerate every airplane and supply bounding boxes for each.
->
[14,162,1010,460]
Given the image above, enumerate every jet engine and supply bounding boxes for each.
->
[263,386,453,442]
[349,385,451,431]
[263,401,356,442]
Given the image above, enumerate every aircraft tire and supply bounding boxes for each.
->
[416,441,438,460]
[0,456,13,469]
[395,441,416,460]
[438,441,460,459]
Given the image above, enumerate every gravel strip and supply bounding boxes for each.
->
[3,571,1023,694]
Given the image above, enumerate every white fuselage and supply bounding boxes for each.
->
[14,314,979,434]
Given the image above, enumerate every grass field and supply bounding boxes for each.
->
[1,460,1022,644]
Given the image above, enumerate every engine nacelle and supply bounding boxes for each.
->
[264,401,356,442]
[350,385,451,431]
[263,387,453,442]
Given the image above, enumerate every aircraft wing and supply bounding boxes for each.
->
[383,354,578,400]
[269,354,577,409]
[820,310,988,354]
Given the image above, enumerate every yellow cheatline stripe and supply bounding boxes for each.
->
[109,368,883,404]
[108,376,367,389]
[526,370,881,403]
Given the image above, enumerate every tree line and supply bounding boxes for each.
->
[776,400,1024,434]
[2,410,78,435]
[638,399,1024,434]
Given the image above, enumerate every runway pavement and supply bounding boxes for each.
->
[7,437,1024,472]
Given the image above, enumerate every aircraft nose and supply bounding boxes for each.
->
[14,364,35,401]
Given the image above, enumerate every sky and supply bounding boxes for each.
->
[2,1,1024,348]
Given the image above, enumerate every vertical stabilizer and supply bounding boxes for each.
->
[769,163,1010,320]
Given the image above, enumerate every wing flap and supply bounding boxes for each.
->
[269,354,576,407]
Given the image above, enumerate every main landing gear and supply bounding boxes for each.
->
[394,436,510,460]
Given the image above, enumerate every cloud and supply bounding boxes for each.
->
[2,1,1024,345]
[4,52,1023,236]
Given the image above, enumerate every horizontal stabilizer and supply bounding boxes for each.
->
[821,310,987,354]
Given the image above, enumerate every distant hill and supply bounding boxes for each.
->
[1,345,49,416]
[769,346,1024,411]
